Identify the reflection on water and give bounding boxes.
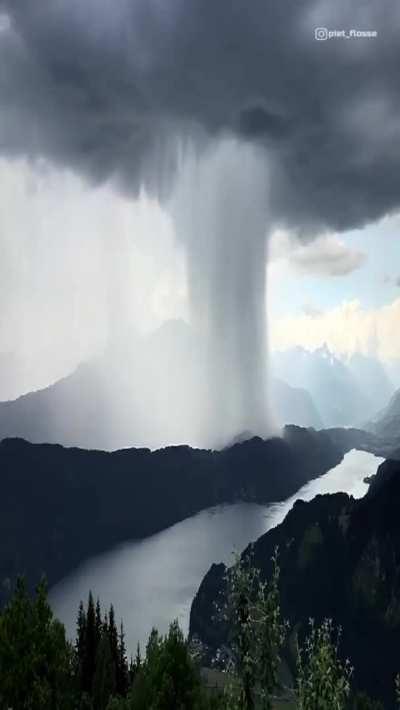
[50,449,383,652]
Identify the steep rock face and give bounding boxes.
[190,458,400,706]
[367,388,400,445]
[0,426,343,606]
[324,426,398,459]
[271,378,323,429]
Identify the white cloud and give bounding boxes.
[291,235,366,276]
[270,298,400,361]
[269,231,367,277]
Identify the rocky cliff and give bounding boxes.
[190,457,400,706]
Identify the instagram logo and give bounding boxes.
[315,27,328,40]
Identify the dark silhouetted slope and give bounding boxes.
[0,426,342,606]
[190,457,400,706]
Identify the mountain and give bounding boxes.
[367,388,400,445]
[0,322,204,450]
[0,426,344,607]
[272,346,395,428]
[323,426,399,460]
[0,321,324,450]
[347,352,394,413]
[189,456,400,707]
[0,363,116,449]
[271,378,323,429]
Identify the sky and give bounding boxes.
[270,224,400,314]
[0,0,399,408]
[268,220,400,359]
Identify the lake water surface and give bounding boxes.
[50,448,383,653]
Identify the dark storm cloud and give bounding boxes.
[238,105,290,139]
[1,0,400,231]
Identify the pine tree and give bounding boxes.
[134,643,142,679]
[82,591,97,694]
[103,611,109,633]
[0,577,75,709]
[76,600,87,688]
[108,604,119,680]
[92,633,116,710]
[128,621,205,710]
[135,642,142,670]
[95,598,102,648]
[117,621,129,696]
[129,643,142,686]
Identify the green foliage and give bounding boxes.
[221,548,287,710]
[0,577,75,709]
[75,593,129,705]
[79,691,94,709]
[82,591,96,693]
[0,578,223,709]
[106,697,128,710]
[125,619,216,710]
[108,604,119,672]
[352,691,384,709]
[129,641,142,685]
[0,580,130,709]
[76,600,87,690]
[117,621,129,695]
[93,633,116,710]
[295,618,352,710]
[0,572,388,710]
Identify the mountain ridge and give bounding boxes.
[189,456,400,706]
[0,425,346,607]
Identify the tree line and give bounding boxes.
[0,556,395,709]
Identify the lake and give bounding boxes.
[50,448,383,653]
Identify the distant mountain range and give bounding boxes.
[0,321,205,450]
[0,321,323,450]
[0,323,395,450]
[272,345,395,428]
[0,366,324,450]
[190,455,400,707]
[0,426,350,607]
